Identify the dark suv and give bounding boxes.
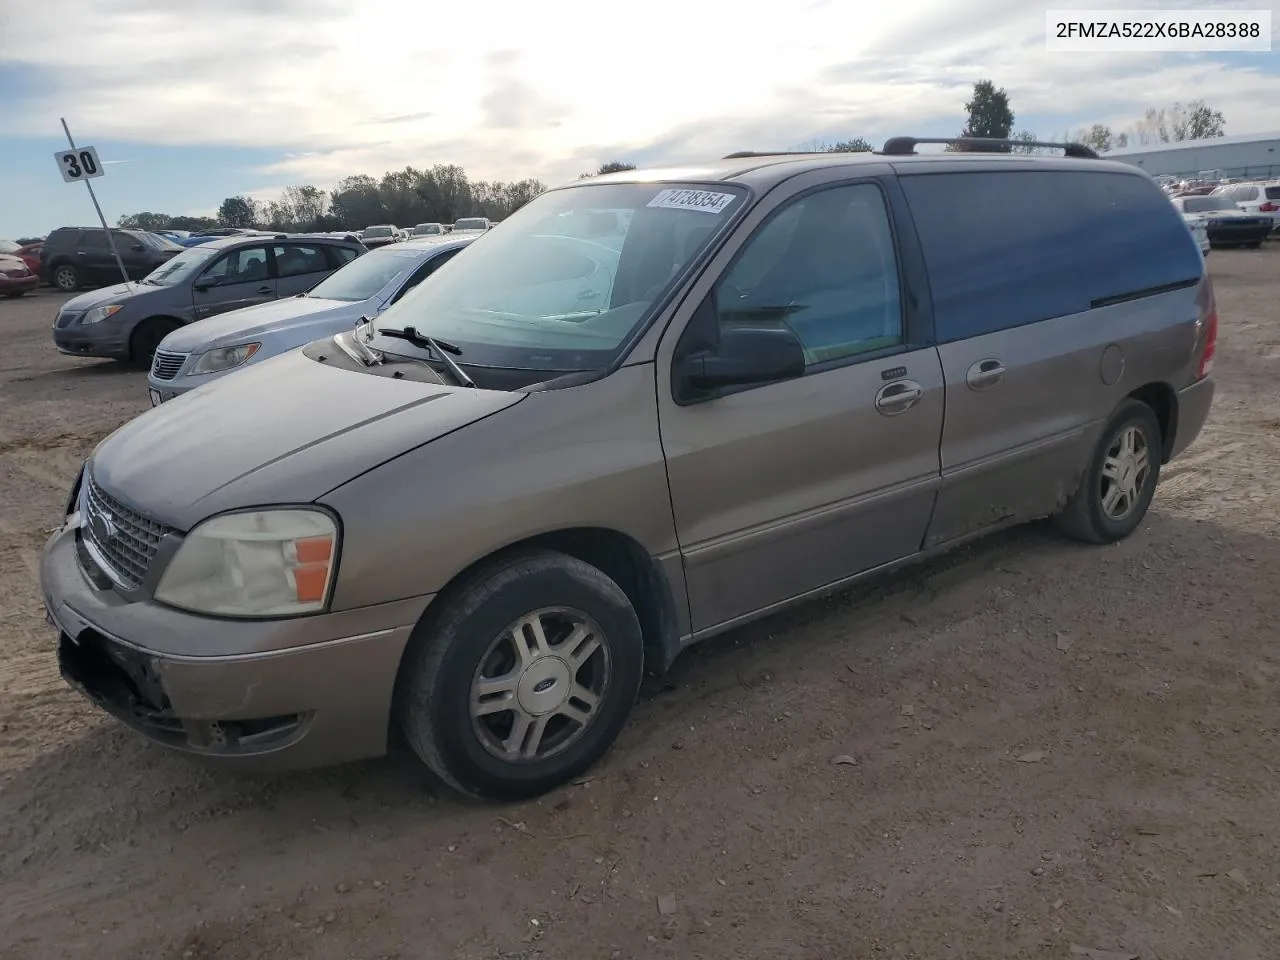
[51,233,366,367]
[40,227,184,292]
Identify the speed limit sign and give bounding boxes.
[54,145,105,183]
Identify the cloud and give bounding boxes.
[2,0,1277,193]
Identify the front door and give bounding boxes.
[192,244,277,319]
[656,178,945,632]
[113,231,154,280]
[78,230,116,284]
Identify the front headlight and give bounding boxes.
[154,508,339,617]
[83,304,124,324]
[189,342,262,375]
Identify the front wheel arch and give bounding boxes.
[129,316,182,368]
[394,527,683,699]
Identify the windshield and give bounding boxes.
[0,240,20,254]
[453,219,487,232]
[141,246,218,285]
[373,182,746,374]
[364,226,393,238]
[414,224,443,235]
[307,248,420,302]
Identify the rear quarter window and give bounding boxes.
[1265,186,1280,201]
[900,169,1203,343]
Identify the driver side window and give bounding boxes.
[715,183,903,366]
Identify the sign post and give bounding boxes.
[56,118,132,291]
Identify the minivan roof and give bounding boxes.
[571,139,1137,192]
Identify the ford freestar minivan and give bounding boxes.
[41,138,1217,801]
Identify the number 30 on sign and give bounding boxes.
[54,146,105,183]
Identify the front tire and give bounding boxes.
[1054,399,1162,544]
[128,318,178,370]
[52,263,80,292]
[396,550,644,801]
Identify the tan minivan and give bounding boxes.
[41,138,1217,800]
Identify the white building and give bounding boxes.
[1103,133,1280,181]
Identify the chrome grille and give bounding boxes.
[150,350,188,381]
[55,311,83,328]
[81,475,172,589]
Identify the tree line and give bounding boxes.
[947,79,1226,155]
[118,162,574,235]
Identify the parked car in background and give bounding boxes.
[1211,181,1280,234]
[40,227,185,292]
[361,225,400,249]
[411,222,445,237]
[51,233,364,368]
[1,239,42,277]
[1170,195,1273,249]
[147,235,475,404]
[40,140,1216,801]
[451,217,492,233]
[0,250,39,297]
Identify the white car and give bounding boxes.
[146,236,475,404]
[1171,195,1272,250]
[1211,181,1280,234]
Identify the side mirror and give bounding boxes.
[681,324,806,392]
[193,277,219,292]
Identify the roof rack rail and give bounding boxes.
[880,136,1100,160]
[721,150,824,159]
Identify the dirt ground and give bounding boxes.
[1,253,1278,960]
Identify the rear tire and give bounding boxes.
[1054,399,1162,545]
[129,318,178,370]
[6,291,26,298]
[52,263,80,292]
[1246,241,1263,249]
[395,550,644,802]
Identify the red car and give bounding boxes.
[17,241,43,276]
[0,248,39,297]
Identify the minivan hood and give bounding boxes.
[90,349,524,530]
[63,281,162,311]
[159,296,361,351]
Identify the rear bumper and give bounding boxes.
[1170,377,1215,460]
[1206,223,1271,245]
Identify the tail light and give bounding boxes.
[1259,201,1278,212]
[1195,277,1217,380]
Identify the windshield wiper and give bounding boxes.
[376,325,475,388]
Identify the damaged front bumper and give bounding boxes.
[41,521,432,771]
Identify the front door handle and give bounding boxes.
[257,286,273,295]
[966,358,1006,390]
[875,379,923,416]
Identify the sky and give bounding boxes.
[1,0,1278,238]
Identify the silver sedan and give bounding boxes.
[146,235,475,405]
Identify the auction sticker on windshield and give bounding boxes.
[646,188,736,214]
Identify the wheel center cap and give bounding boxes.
[516,657,572,716]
